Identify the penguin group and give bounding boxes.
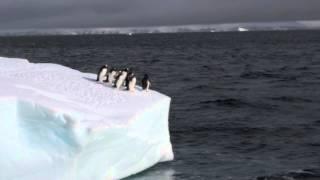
[97,64,151,92]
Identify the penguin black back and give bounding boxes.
[126,72,134,90]
[125,68,133,87]
[142,74,150,90]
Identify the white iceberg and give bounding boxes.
[238,27,249,32]
[0,57,173,180]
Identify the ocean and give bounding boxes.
[0,31,320,180]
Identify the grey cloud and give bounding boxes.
[1,0,320,29]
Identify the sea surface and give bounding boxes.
[0,31,320,180]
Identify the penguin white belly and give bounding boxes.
[146,81,150,91]
[98,68,107,82]
[116,77,125,89]
[108,72,116,84]
[116,72,127,89]
[128,77,136,91]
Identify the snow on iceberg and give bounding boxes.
[0,57,173,180]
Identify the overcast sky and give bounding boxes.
[1,0,320,29]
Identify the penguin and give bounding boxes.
[128,74,137,92]
[142,74,151,91]
[125,72,134,90]
[114,70,128,89]
[97,64,108,82]
[107,68,117,85]
[125,73,131,89]
[124,68,133,87]
[114,70,122,80]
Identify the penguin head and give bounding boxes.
[124,67,133,74]
[129,73,136,80]
[143,74,149,80]
[129,72,135,78]
[122,70,128,75]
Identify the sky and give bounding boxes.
[1,0,320,29]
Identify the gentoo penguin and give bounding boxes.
[142,74,151,91]
[107,68,117,85]
[97,64,108,82]
[128,74,137,92]
[114,70,128,89]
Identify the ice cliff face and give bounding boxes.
[0,57,173,180]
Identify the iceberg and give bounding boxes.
[0,57,173,180]
[238,27,249,32]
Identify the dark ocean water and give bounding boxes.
[0,31,320,180]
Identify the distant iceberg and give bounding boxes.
[238,27,249,32]
[1,20,319,36]
[0,57,173,180]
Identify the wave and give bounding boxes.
[269,96,313,103]
[199,98,248,107]
[171,125,266,135]
[196,98,277,110]
[240,71,279,79]
[188,85,210,91]
[256,169,320,180]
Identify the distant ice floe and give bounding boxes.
[238,27,249,32]
[0,20,319,36]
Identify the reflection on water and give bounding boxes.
[125,167,175,180]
